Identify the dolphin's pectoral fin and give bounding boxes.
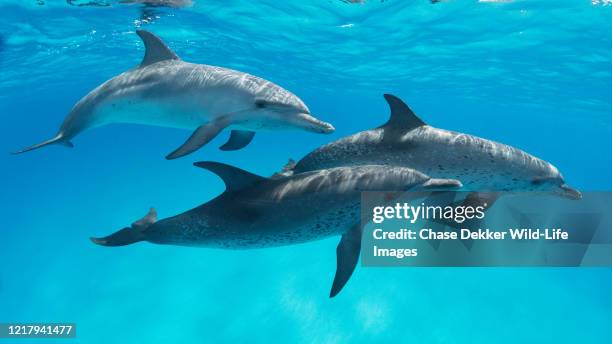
[330,224,362,298]
[429,192,498,250]
[421,178,463,190]
[136,30,180,68]
[219,130,256,151]
[131,207,157,230]
[271,159,296,179]
[166,120,228,160]
[380,94,426,132]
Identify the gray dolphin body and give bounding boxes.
[292,94,580,200]
[15,30,334,159]
[92,162,461,297]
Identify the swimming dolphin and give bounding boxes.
[91,162,461,297]
[291,94,581,200]
[14,30,334,159]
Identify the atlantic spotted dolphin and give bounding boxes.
[14,30,334,159]
[91,162,461,297]
[291,94,581,200]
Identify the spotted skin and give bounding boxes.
[294,95,580,199]
[139,165,451,248]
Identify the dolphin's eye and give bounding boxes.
[255,100,266,108]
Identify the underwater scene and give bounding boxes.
[1,0,612,342]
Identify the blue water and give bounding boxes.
[1,0,611,342]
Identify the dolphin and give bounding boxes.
[291,94,581,200]
[14,30,334,159]
[91,162,461,297]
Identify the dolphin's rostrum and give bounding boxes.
[91,162,461,297]
[14,30,334,159]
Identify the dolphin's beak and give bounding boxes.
[559,184,582,200]
[296,113,335,134]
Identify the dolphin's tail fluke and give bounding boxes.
[12,133,73,154]
[91,208,157,247]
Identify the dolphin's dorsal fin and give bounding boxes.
[136,30,180,67]
[194,161,266,191]
[380,94,426,131]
